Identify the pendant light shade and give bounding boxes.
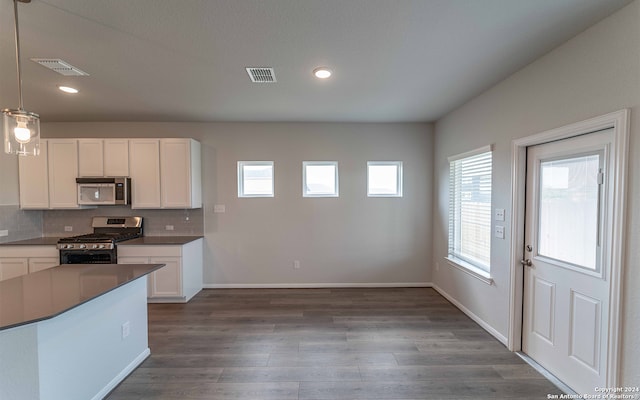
[3,109,40,156]
[3,0,41,156]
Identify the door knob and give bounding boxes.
[520,259,533,267]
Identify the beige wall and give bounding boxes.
[43,122,434,286]
[432,0,639,385]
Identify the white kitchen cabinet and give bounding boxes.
[117,238,203,303]
[104,139,130,176]
[18,139,50,209]
[130,138,201,209]
[18,139,81,209]
[0,258,28,281]
[160,138,202,209]
[78,139,130,177]
[28,257,59,273]
[129,139,161,209]
[0,246,59,279]
[78,139,104,177]
[48,139,80,208]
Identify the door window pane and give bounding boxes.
[538,154,600,270]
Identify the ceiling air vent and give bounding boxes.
[246,67,276,83]
[30,58,89,76]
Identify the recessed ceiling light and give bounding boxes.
[58,86,79,94]
[313,67,332,79]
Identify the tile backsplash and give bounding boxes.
[0,205,43,243]
[43,207,204,237]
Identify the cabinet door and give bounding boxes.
[129,139,161,209]
[28,257,59,273]
[18,139,49,209]
[160,139,201,209]
[0,258,29,281]
[148,257,182,298]
[104,139,129,177]
[48,139,80,208]
[118,256,152,297]
[78,139,104,177]
[160,139,191,208]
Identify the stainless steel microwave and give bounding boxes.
[76,177,131,205]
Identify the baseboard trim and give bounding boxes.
[432,284,508,346]
[91,348,150,400]
[203,282,433,289]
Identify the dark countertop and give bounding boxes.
[0,263,164,331]
[0,237,65,246]
[119,236,203,245]
[0,235,203,246]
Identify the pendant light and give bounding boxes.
[2,0,40,156]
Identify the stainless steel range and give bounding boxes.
[58,216,143,264]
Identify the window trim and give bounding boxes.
[302,161,339,197]
[447,145,493,273]
[237,161,275,198]
[367,161,403,197]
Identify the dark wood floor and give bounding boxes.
[106,288,561,400]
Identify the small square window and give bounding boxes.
[238,161,274,197]
[303,161,339,197]
[368,161,403,197]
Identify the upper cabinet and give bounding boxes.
[48,139,80,208]
[18,139,50,209]
[18,137,201,210]
[130,138,201,209]
[19,139,81,209]
[160,139,202,209]
[129,139,162,209]
[78,139,129,177]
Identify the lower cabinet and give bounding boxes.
[28,257,59,273]
[0,246,59,281]
[117,239,203,303]
[0,258,28,281]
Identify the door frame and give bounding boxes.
[507,109,630,387]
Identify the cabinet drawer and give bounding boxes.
[0,246,58,258]
[118,245,182,258]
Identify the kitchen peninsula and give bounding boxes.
[0,263,165,400]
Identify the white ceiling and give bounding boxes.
[0,0,632,123]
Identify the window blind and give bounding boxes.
[448,149,492,271]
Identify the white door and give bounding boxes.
[523,129,613,394]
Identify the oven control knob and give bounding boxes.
[79,244,86,249]
[66,244,74,249]
[92,244,98,249]
[99,244,106,249]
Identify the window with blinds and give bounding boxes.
[448,146,492,271]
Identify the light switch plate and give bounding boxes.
[214,204,226,213]
[0,230,8,237]
[495,208,505,221]
[495,225,505,239]
[165,225,174,231]
[64,226,73,232]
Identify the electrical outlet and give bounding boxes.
[293,260,300,269]
[495,225,505,239]
[64,226,73,232]
[121,321,130,339]
[0,230,8,237]
[495,208,505,221]
[214,204,226,213]
[165,225,174,231]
